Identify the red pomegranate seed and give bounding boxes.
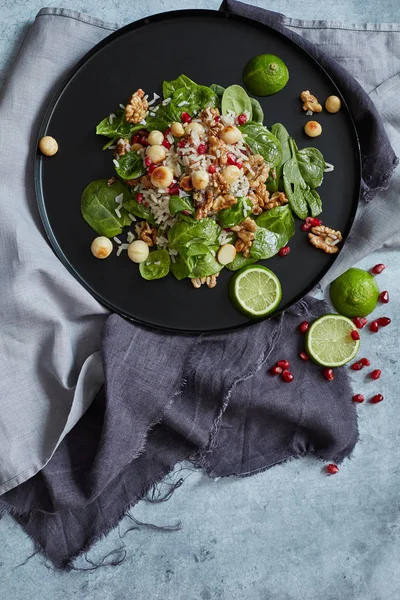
[326,464,339,475]
[371,369,381,380]
[181,111,192,123]
[236,161,243,169]
[352,317,368,329]
[298,321,309,333]
[324,368,334,381]
[162,139,171,149]
[360,358,370,367]
[376,317,391,327]
[299,351,309,361]
[237,113,247,125]
[132,135,140,144]
[277,360,290,369]
[178,140,186,148]
[227,153,237,166]
[270,365,283,376]
[350,330,360,341]
[138,129,149,136]
[369,320,379,333]
[148,164,157,174]
[214,116,221,122]
[351,361,363,371]
[371,263,386,275]
[278,246,290,257]
[139,136,149,146]
[310,217,322,227]
[145,157,152,167]
[167,184,179,195]
[370,394,383,404]
[301,222,312,232]
[144,201,150,208]
[136,193,144,204]
[352,394,365,403]
[182,210,191,216]
[282,370,294,382]
[379,291,389,303]
[197,143,207,155]
[208,164,216,174]
[163,127,171,136]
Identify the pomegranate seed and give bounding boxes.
[182,210,191,216]
[326,464,339,475]
[132,135,140,144]
[178,140,186,148]
[277,360,290,369]
[224,228,232,233]
[370,394,384,404]
[162,139,171,149]
[369,320,379,333]
[138,129,149,136]
[197,143,207,155]
[214,116,221,122]
[181,111,192,123]
[139,136,149,147]
[352,394,365,403]
[360,358,370,367]
[299,351,309,361]
[352,317,368,329]
[270,365,283,376]
[371,263,386,275]
[376,317,391,327]
[236,161,243,169]
[310,217,322,227]
[227,153,237,166]
[144,201,150,208]
[379,291,389,303]
[350,330,360,341]
[167,184,179,195]
[324,368,334,381]
[163,127,171,136]
[301,222,312,232]
[237,113,247,125]
[351,361,363,371]
[208,164,216,174]
[371,369,381,380]
[278,246,290,257]
[298,321,309,333]
[148,164,157,174]
[145,157,152,167]
[282,370,294,383]
[136,193,144,204]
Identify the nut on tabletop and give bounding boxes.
[300,90,322,113]
[39,136,58,156]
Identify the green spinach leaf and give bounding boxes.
[225,254,257,271]
[96,111,137,139]
[249,227,280,260]
[283,139,323,218]
[303,187,322,217]
[217,197,253,228]
[296,147,326,189]
[210,83,225,98]
[168,218,221,249]
[221,85,253,118]
[169,195,194,217]
[239,123,282,167]
[170,255,190,280]
[162,74,197,99]
[115,150,146,180]
[183,244,223,278]
[267,123,291,193]
[250,98,264,123]
[255,204,295,246]
[139,249,170,280]
[122,195,156,225]
[81,179,132,237]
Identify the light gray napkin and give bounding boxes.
[0,7,399,496]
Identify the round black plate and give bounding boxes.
[36,10,360,333]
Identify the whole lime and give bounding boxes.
[243,54,289,97]
[329,268,380,318]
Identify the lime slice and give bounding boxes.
[305,314,360,367]
[330,268,379,318]
[243,54,289,97]
[229,265,282,318]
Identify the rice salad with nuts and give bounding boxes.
[82,74,335,287]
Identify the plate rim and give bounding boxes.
[35,8,361,334]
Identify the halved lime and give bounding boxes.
[243,54,289,96]
[305,314,360,367]
[229,265,282,318]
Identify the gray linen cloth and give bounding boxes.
[0,3,399,568]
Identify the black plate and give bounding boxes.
[36,10,360,333]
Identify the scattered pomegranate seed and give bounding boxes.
[181,111,192,123]
[148,164,157,174]
[351,361,363,371]
[350,330,360,341]
[227,153,237,166]
[376,317,391,327]
[162,139,171,149]
[132,135,140,144]
[167,184,179,195]
[326,464,339,475]
[270,365,283,376]
[379,291,389,303]
[214,116,221,122]
[371,369,382,380]
[298,321,309,333]
[145,157,152,167]
[352,394,365,403]
[301,222,312,232]
[370,394,384,404]
[236,161,243,169]
[299,351,309,361]
[369,320,379,333]
[360,358,370,367]
[178,140,186,148]
[278,246,290,257]
[277,360,290,369]
[324,368,334,381]
[136,193,144,204]
[371,263,386,275]
[208,164,216,174]
[197,143,207,155]
[237,113,247,125]
[163,127,171,136]
[310,217,322,227]
[352,317,368,329]
[282,370,294,383]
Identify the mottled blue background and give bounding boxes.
[1,2,399,599]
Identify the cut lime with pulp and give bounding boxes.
[243,54,289,96]
[229,265,282,318]
[305,314,360,367]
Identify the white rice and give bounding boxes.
[324,162,335,173]
[152,105,160,112]
[154,260,161,265]
[306,109,313,116]
[108,145,116,150]
[178,100,189,107]
[113,236,122,244]
[230,174,250,198]
[162,97,171,105]
[128,213,137,222]
[127,231,135,243]
[218,230,234,245]
[109,113,116,124]
[113,159,120,168]
[116,243,129,257]
[119,104,125,110]
[115,207,121,218]
[115,193,124,204]
[167,133,174,144]
[140,119,147,125]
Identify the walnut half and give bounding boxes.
[136,221,157,247]
[191,273,219,289]
[300,90,322,113]
[125,89,149,124]
[308,225,342,254]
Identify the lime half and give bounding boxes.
[243,54,289,96]
[305,314,360,367]
[229,265,282,318]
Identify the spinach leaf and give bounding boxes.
[183,244,223,278]
[139,249,170,280]
[297,147,326,189]
[250,98,264,123]
[96,111,137,139]
[122,195,156,225]
[210,83,225,98]
[168,218,221,249]
[170,255,190,280]
[303,187,322,217]
[239,123,282,167]
[115,150,146,180]
[81,179,132,237]
[225,254,257,271]
[255,204,295,246]
[283,138,308,219]
[221,85,253,118]
[169,195,194,217]
[250,227,280,260]
[266,123,291,193]
[162,74,197,99]
[217,197,253,228]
